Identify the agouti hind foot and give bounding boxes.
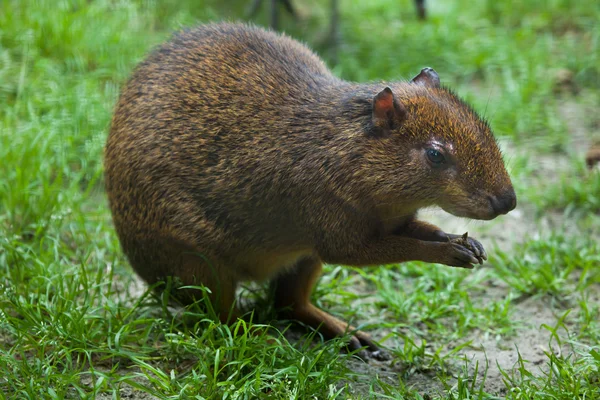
[289,302,389,361]
[273,257,388,360]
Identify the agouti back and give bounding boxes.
[105,22,516,356]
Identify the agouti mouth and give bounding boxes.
[442,202,507,221]
[442,186,517,220]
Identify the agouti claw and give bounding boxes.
[370,349,391,361]
[449,241,480,267]
[351,347,390,362]
[470,239,487,261]
[346,332,389,362]
[449,232,487,264]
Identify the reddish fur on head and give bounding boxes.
[365,69,515,220]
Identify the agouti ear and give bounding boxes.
[372,87,407,135]
[411,67,441,88]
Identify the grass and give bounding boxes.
[1,0,599,398]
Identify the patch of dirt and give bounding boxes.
[557,93,600,154]
[460,295,571,395]
[79,374,160,400]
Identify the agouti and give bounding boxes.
[586,144,600,169]
[105,22,516,356]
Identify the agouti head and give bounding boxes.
[365,68,516,220]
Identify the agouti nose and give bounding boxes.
[490,189,517,215]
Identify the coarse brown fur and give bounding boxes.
[105,22,516,356]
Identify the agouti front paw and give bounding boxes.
[446,232,486,268]
[450,232,487,262]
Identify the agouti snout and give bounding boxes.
[105,22,515,358]
[383,68,517,221]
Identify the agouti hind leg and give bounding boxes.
[175,258,240,324]
[142,238,240,324]
[273,257,383,358]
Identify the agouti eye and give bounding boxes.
[426,148,445,165]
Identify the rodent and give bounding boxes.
[586,144,600,169]
[104,22,516,357]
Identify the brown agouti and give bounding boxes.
[586,144,600,169]
[105,22,516,357]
